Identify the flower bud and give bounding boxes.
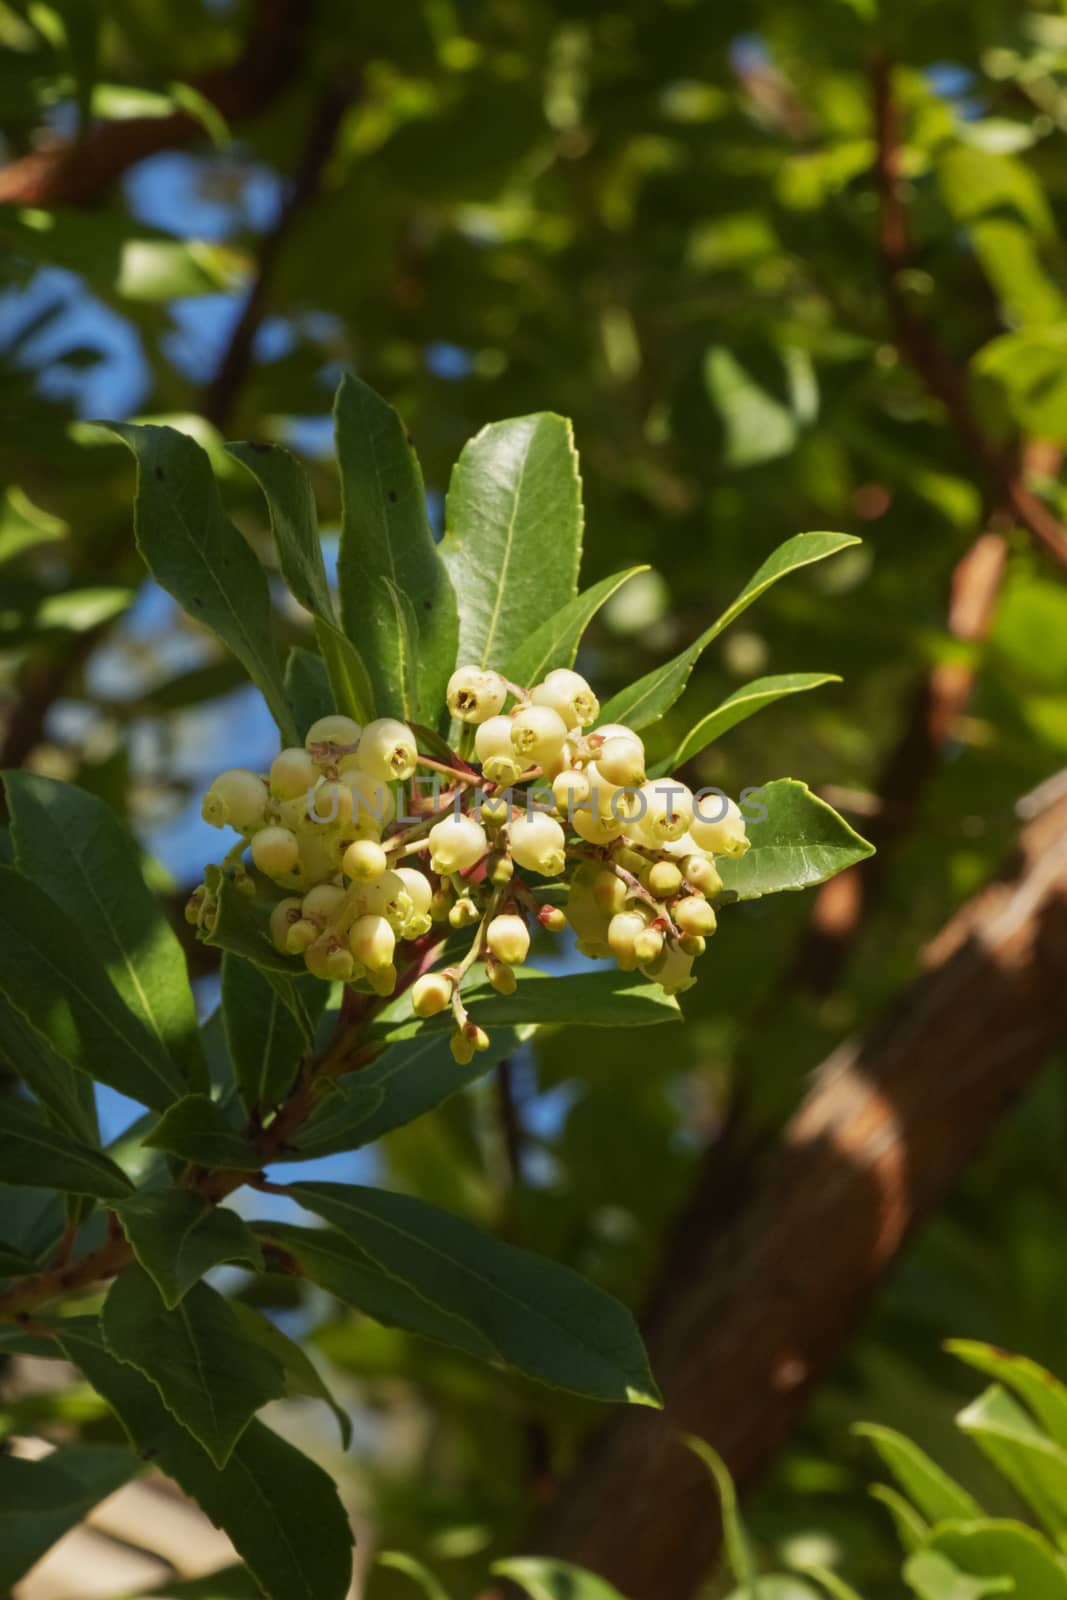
[251,826,300,880]
[339,771,394,835]
[571,807,623,846]
[343,838,388,882]
[348,913,396,972]
[305,934,345,981]
[608,910,648,971]
[325,945,356,982]
[479,793,512,827]
[678,933,706,957]
[306,714,362,751]
[448,667,508,724]
[450,1029,476,1065]
[412,972,454,1017]
[675,895,717,936]
[358,871,413,930]
[358,717,418,782]
[302,883,346,923]
[270,747,318,801]
[202,769,268,832]
[689,795,749,857]
[643,941,697,995]
[490,853,515,885]
[286,919,318,954]
[594,734,645,789]
[429,887,452,922]
[449,895,480,929]
[270,897,304,952]
[648,861,683,899]
[394,867,433,916]
[297,830,338,886]
[530,668,599,730]
[487,957,518,995]
[509,811,566,876]
[633,780,693,845]
[429,813,488,874]
[683,854,722,894]
[538,904,567,933]
[510,704,569,766]
[476,715,524,784]
[552,768,592,812]
[368,963,397,997]
[633,925,665,965]
[311,781,354,827]
[486,913,530,966]
[591,868,627,916]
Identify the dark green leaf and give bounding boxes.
[0,1237,38,1275]
[56,1318,354,1600]
[0,995,99,1144]
[115,1189,263,1309]
[223,954,319,1114]
[102,1266,287,1466]
[0,1095,133,1198]
[108,423,296,743]
[442,413,583,673]
[289,1183,660,1405]
[655,673,842,773]
[230,1301,351,1448]
[143,1093,263,1171]
[0,867,185,1110]
[492,1560,629,1600]
[334,373,458,720]
[200,866,307,976]
[717,781,875,902]
[284,645,333,741]
[503,567,646,688]
[854,1423,982,1523]
[599,532,860,731]
[0,1446,137,1591]
[4,772,205,1090]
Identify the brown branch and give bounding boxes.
[0,0,310,207]
[534,781,1067,1598]
[870,55,1067,573]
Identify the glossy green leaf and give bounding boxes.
[229,441,374,723]
[284,1025,529,1160]
[656,673,841,772]
[948,1340,1067,1452]
[200,866,307,976]
[854,1424,982,1523]
[902,1552,1011,1600]
[57,1318,354,1600]
[115,1189,263,1309]
[4,772,205,1090]
[717,781,875,902]
[222,953,319,1115]
[0,1446,137,1591]
[492,1559,629,1600]
[0,995,99,1144]
[230,1301,351,1449]
[685,1435,758,1595]
[102,1266,287,1467]
[503,567,647,687]
[927,1520,1067,1599]
[0,867,185,1111]
[289,1182,660,1406]
[957,1383,1067,1538]
[0,1096,132,1198]
[334,373,458,720]
[442,412,583,673]
[108,423,297,743]
[284,646,334,740]
[599,532,859,731]
[143,1093,263,1171]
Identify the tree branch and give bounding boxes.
[533,780,1067,1598]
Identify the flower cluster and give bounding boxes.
[189,668,748,1062]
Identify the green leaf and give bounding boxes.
[102,1266,287,1467]
[289,1182,660,1406]
[705,345,805,468]
[200,866,307,976]
[442,412,583,673]
[0,867,185,1111]
[284,646,334,740]
[115,1189,263,1309]
[143,1093,263,1171]
[372,967,679,1043]
[795,1569,867,1600]
[0,994,99,1144]
[869,1484,929,1553]
[230,1301,352,1449]
[724,1583,824,1600]
[655,673,841,772]
[854,1423,982,1524]
[947,1340,1067,1452]
[957,1383,1067,1539]
[902,1551,1011,1600]
[503,567,647,687]
[0,1096,133,1198]
[334,373,458,720]
[927,1520,1067,1599]
[108,423,296,743]
[228,441,374,723]
[284,1025,528,1160]
[717,781,874,902]
[376,1552,454,1599]
[491,1559,629,1600]
[684,1435,758,1595]
[0,1446,137,1591]
[599,532,860,731]
[222,953,317,1115]
[0,1237,38,1275]
[258,1221,501,1360]
[56,1318,354,1600]
[4,772,205,1090]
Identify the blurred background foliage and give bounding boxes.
[2,0,1067,1595]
